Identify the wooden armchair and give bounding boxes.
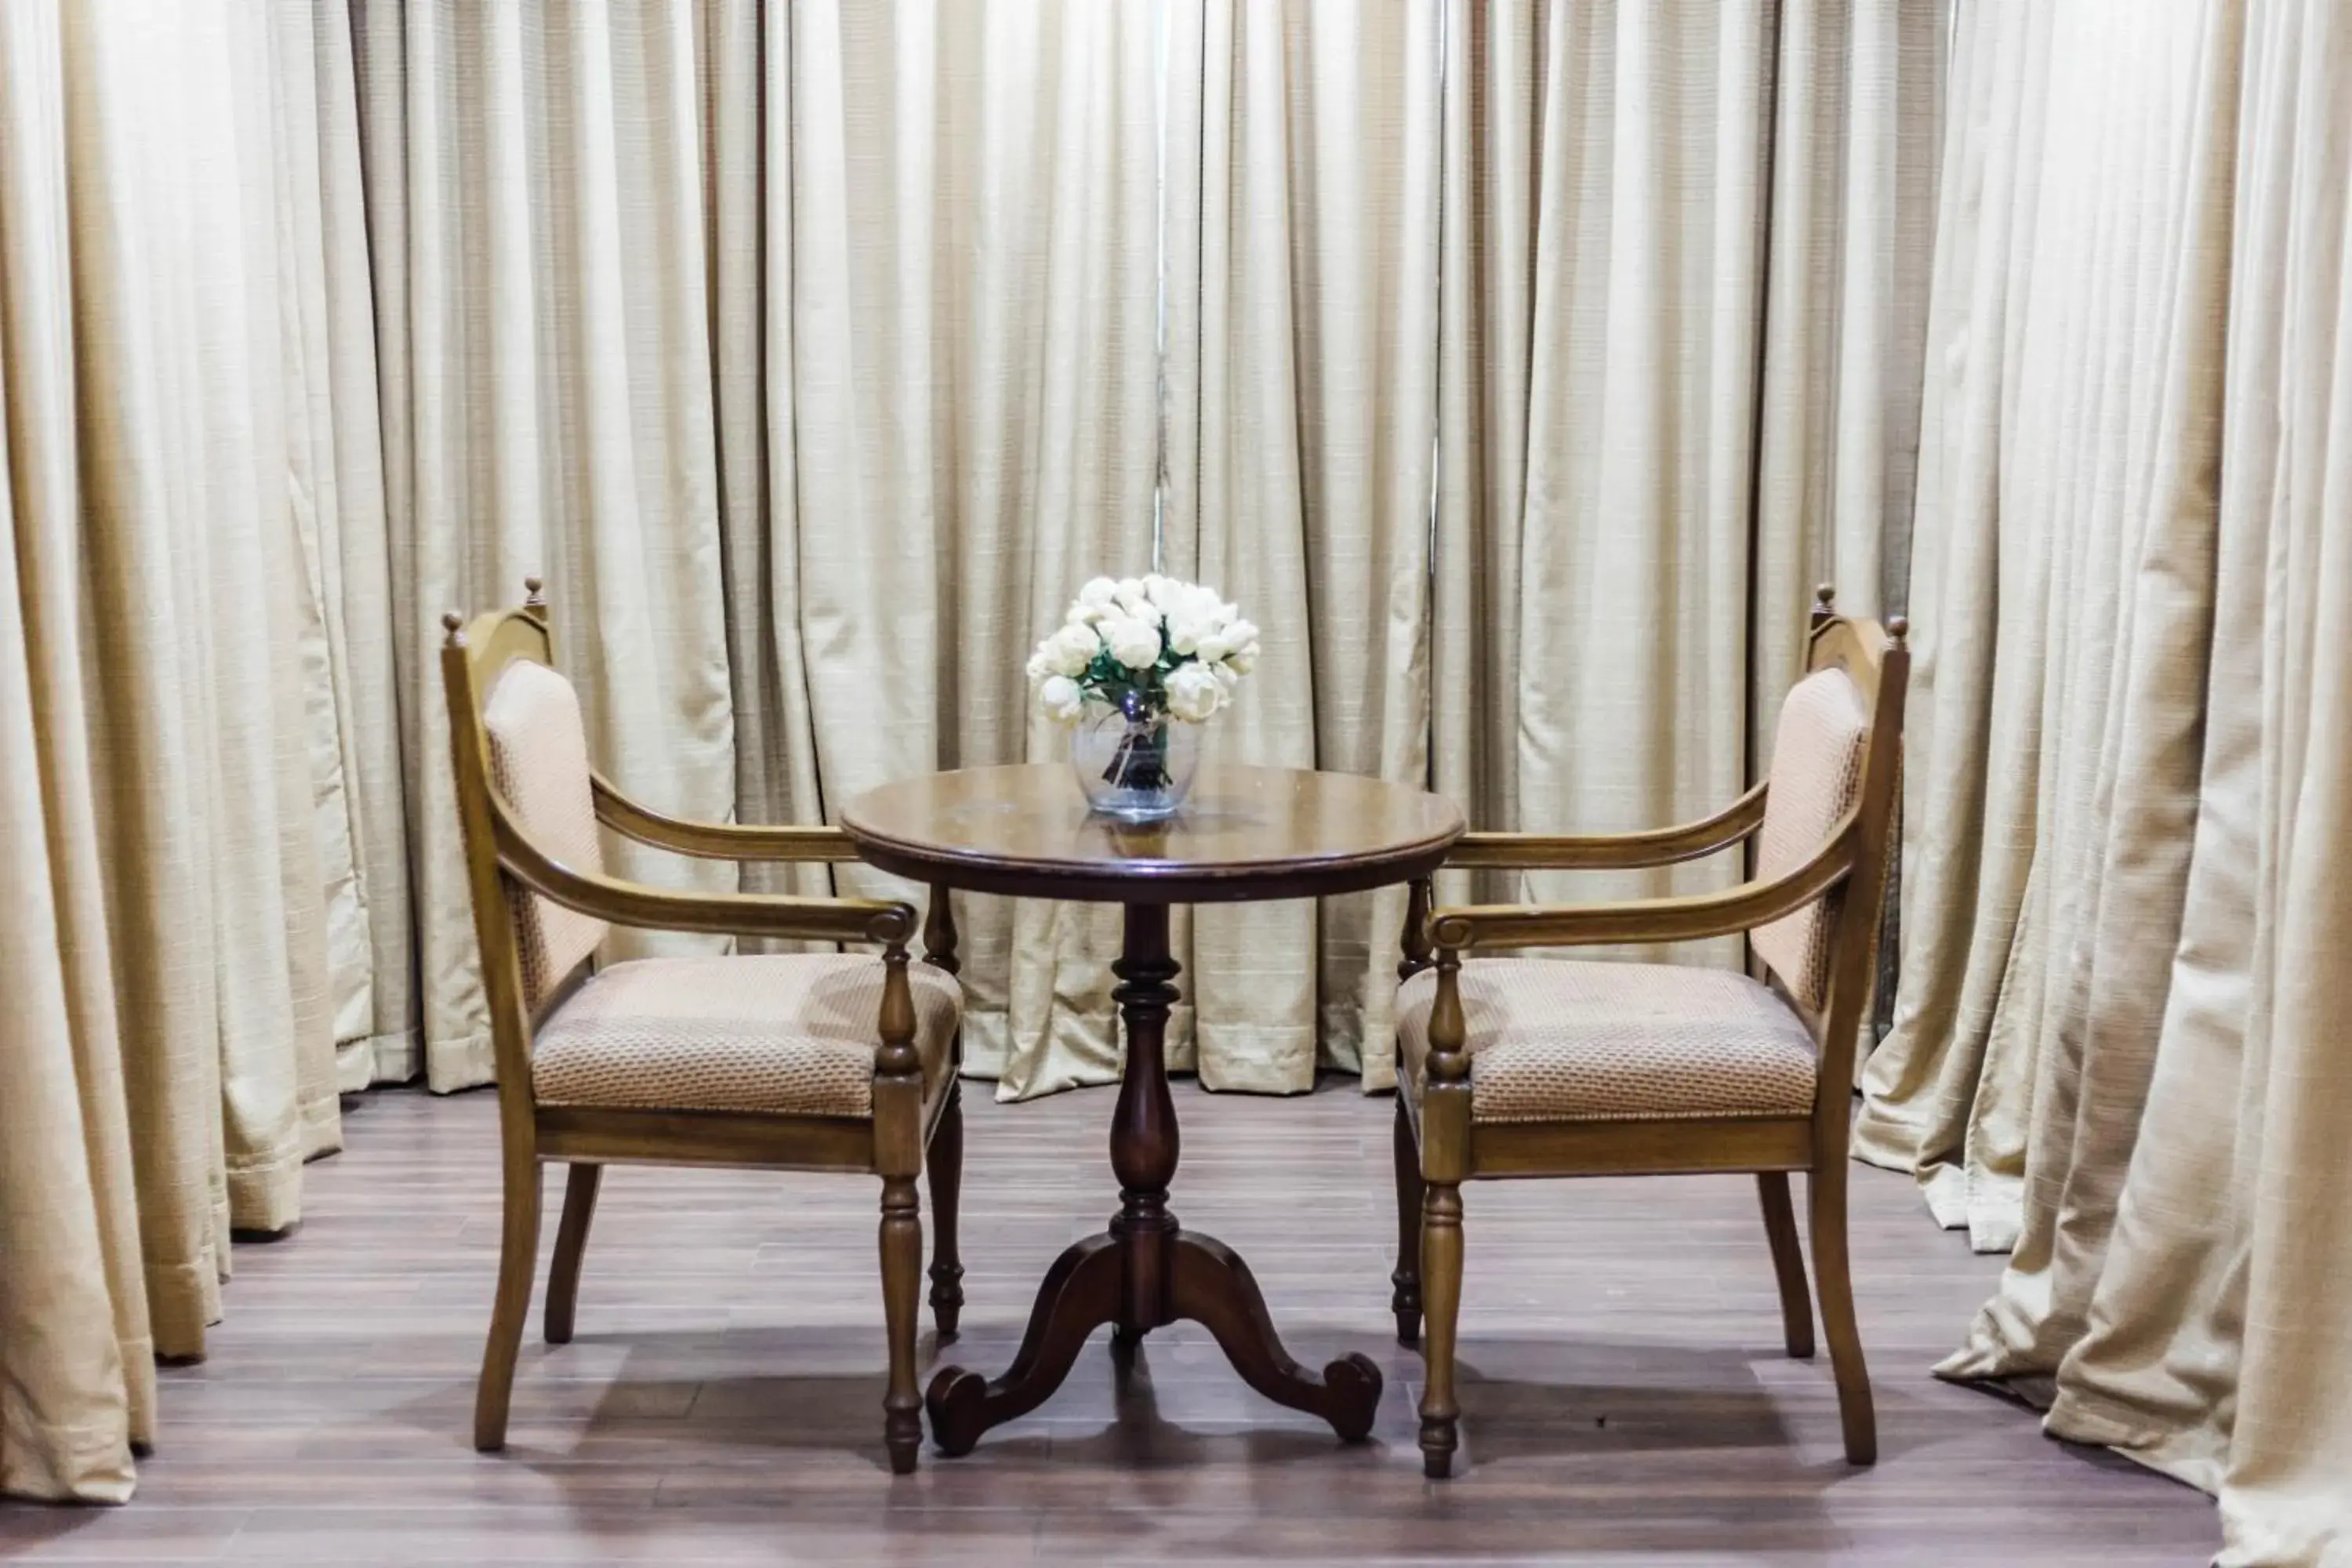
[1392,588,1907,1479]
[442,582,965,1475]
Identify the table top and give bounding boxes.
[838,763,1465,904]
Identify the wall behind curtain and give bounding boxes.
[1864,0,2352,1561]
[0,0,371,1501]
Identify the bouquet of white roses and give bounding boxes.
[1026,575,1258,728]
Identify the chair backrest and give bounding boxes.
[1753,593,1908,1102]
[441,585,609,1093]
[480,659,609,1009]
[1751,669,1871,1013]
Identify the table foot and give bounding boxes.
[927,1234,1120,1457]
[925,1225,1381,1456]
[1171,1231,1383,1443]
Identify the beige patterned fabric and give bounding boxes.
[1396,960,1818,1125]
[481,660,609,1011]
[1750,668,1871,1012]
[532,954,961,1121]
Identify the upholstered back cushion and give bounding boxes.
[1750,667,1870,1014]
[482,659,608,1009]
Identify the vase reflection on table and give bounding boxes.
[1027,573,1256,823]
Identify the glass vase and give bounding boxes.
[1070,703,1201,822]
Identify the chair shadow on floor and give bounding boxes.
[1437,1327,1944,1473]
[396,1311,1911,1486]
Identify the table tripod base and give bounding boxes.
[924,1227,1382,1457]
[925,899,1381,1461]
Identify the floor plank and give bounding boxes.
[1,1080,2220,1565]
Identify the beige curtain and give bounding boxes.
[1155,0,1442,1093]
[755,0,1165,1101]
[0,0,365,1502]
[275,0,420,1094]
[350,0,1162,1100]
[1867,1,2352,1561]
[354,0,755,1092]
[1432,0,1940,948]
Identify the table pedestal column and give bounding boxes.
[924,902,1382,1458]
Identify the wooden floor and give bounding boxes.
[4,1080,2217,1566]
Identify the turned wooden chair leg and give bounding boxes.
[1808,1163,1876,1465]
[1756,1171,1814,1359]
[545,1163,601,1346]
[927,1084,966,1341]
[879,1175,924,1475]
[474,1160,543,1452]
[1391,1099,1424,1346]
[1417,1182,1465,1479]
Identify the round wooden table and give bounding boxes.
[840,761,1465,1457]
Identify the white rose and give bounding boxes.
[1165,662,1225,723]
[1076,577,1119,613]
[1167,614,1209,656]
[1177,583,1225,625]
[1219,620,1261,675]
[1192,628,1231,663]
[1037,674,1086,724]
[1210,659,1240,692]
[1044,622,1099,677]
[1143,574,1178,606]
[1112,577,1151,613]
[1102,614,1163,671]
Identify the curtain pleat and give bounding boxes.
[762,0,1163,1100]
[1,0,367,1501]
[1433,0,1937,969]
[0,2,152,1500]
[1159,0,1442,1093]
[1867,0,2352,1559]
[354,0,742,1093]
[1850,0,2051,1236]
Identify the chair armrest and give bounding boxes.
[591,772,858,862]
[1428,816,1854,952]
[495,801,913,945]
[1446,781,1767,871]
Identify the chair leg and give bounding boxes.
[1756,1171,1815,1359]
[927,1083,966,1342]
[1417,1182,1464,1479]
[879,1175,924,1475]
[545,1163,601,1346]
[474,1160,543,1453]
[1808,1163,1877,1465]
[1391,1098,1423,1346]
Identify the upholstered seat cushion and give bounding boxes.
[532,953,962,1120]
[1396,959,1817,1124]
